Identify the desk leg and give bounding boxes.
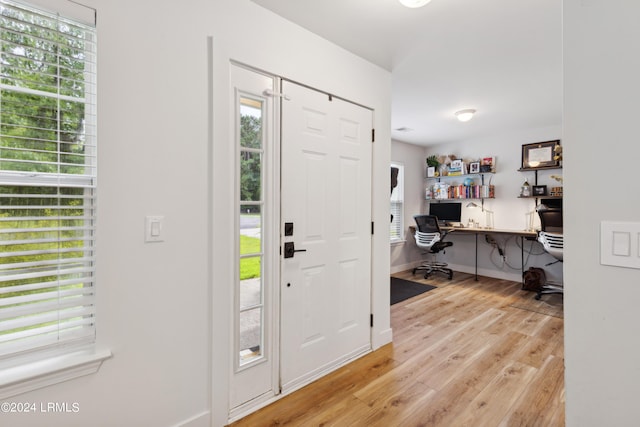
[475,233,479,281]
[520,236,525,287]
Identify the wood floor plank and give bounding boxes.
[412,331,498,391]
[295,396,374,427]
[229,272,564,427]
[499,355,565,427]
[450,361,538,427]
[356,380,437,426]
[389,332,534,427]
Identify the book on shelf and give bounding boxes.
[448,159,466,176]
[426,183,494,200]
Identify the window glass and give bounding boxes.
[0,0,97,362]
[237,96,265,366]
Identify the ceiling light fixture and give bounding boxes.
[398,0,432,8]
[455,109,476,122]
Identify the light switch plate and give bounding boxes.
[145,215,164,243]
[601,221,640,269]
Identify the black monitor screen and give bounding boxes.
[428,202,462,223]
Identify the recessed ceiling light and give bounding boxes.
[398,0,432,8]
[455,109,476,122]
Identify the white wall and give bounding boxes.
[392,127,563,282]
[1,1,391,427]
[564,2,640,426]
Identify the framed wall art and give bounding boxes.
[521,140,561,169]
[532,185,547,196]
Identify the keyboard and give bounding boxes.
[446,222,463,228]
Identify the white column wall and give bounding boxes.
[564,1,640,425]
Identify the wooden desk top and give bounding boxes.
[409,225,538,238]
[443,227,538,238]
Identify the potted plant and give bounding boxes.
[426,155,439,177]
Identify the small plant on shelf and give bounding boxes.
[426,155,439,168]
[426,155,440,177]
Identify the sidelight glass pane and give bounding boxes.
[239,256,261,283]
[237,92,266,368]
[239,307,263,364]
[240,151,262,202]
[239,204,261,256]
[239,275,262,311]
[240,97,263,149]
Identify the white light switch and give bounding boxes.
[612,231,630,256]
[601,221,640,269]
[145,215,164,243]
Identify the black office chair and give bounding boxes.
[535,205,563,299]
[412,215,454,280]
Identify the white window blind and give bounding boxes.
[0,0,97,362]
[390,163,404,242]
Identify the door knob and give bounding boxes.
[283,241,306,259]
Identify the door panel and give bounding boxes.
[280,81,372,392]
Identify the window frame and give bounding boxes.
[0,0,109,399]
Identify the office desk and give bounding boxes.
[444,227,538,281]
[410,225,538,281]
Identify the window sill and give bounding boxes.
[390,239,406,246]
[0,348,112,400]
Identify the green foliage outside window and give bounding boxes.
[240,114,261,210]
[0,5,93,336]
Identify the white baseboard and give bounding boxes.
[173,411,210,427]
[446,263,522,282]
[391,261,523,283]
[373,327,393,349]
[390,260,422,274]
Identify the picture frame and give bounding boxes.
[480,156,495,173]
[521,140,561,169]
[532,185,547,196]
[469,161,480,174]
[427,166,436,177]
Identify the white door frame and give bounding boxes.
[229,63,281,417]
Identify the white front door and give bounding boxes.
[280,81,373,392]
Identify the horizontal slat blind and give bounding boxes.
[390,163,404,242]
[0,0,97,361]
[390,202,403,240]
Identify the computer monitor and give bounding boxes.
[428,202,462,224]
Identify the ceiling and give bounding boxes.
[251,0,562,146]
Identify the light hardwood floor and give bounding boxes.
[230,271,564,427]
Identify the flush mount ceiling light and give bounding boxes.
[399,0,432,8]
[455,109,476,122]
